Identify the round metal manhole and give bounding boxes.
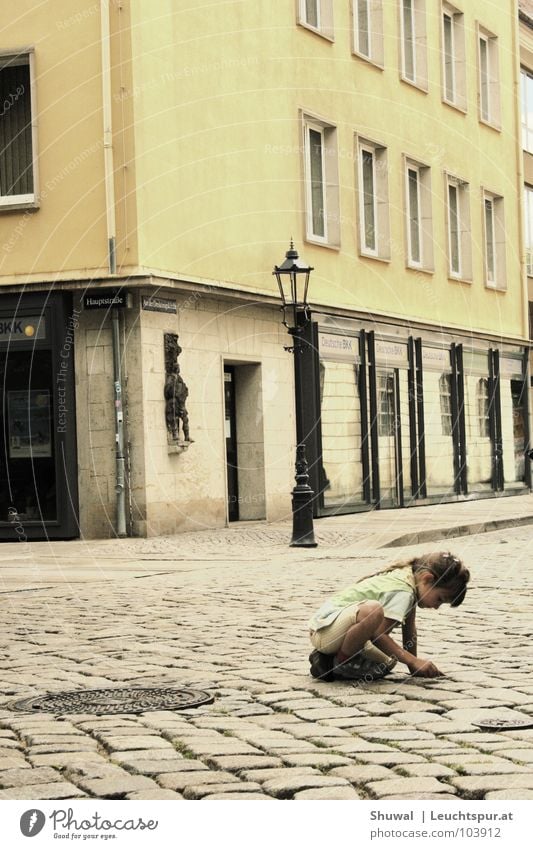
[9,686,214,716]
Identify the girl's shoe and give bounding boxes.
[333,653,397,681]
[309,650,335,681]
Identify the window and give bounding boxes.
[400,0,427,89]
[299,0,334,39]
[477,378,490,437]
[446,174,471,280]
[477,25,500,127]
[404,157,433,270]
[357,137,390,259]
[524,186,533,276]
[354,0,384,66]
[378,374,395,436]
[521,69,533,153]
[441,4,466,110]
[439,373,453,436]
[0,51,36,208]
[303,115,340,246]
[483,190,506,289]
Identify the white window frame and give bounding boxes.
[441,3,466,111]
[298,0,334,41]
[353,0,384,67]
[356,136,390,260]
[445,173,471,281]
[524,185,533,276]
[521,69,533,153]
[302,113,340,247]
[404,156,433,271]
[477,24,500,129]
[399,0,428,90]
[483,189,506,290]
[0,49,38,210]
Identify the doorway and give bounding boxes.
[224,367,239,521]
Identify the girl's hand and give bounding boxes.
[408,657,443,678]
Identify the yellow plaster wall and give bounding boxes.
[129,0,525,339]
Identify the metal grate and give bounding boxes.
[9,686,214,716]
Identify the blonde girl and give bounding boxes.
[309,551,470,681]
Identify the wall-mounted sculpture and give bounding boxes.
[164,333,192,446]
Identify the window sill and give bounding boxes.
[399,73,428,94]
[479,115,501,133]
[442,96,467,115]
[448,273,472,285]
[406,262,434,275]
[0,195,38,212]
[352,50,384,70]
[297,21,334,42]
[485,281,507,292]
[305,234,340,251]
[359,249,391,263]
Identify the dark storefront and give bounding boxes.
[0,292,78,540]
[298,314,531,517]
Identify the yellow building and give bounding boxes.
[0,0,529,539]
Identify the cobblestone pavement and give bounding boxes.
[1,518,533,801]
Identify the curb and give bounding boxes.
[381,514,533,548]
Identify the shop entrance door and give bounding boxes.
[376,369,403,507]
[224,367,239,521]
[0,293,78,540]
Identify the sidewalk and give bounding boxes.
[1,494,533,801]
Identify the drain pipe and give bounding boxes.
[101,0,116,274]
[112,308,127,537]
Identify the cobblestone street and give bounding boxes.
[1,499,533,801]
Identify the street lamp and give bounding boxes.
[273,241,318,548]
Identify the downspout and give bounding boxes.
[101,0,117,274]
[101,0,127,536]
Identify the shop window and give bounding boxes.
[439,373,452,436]
[302,114,340,246]
[477,25,500,128]
[405,157,433,271]
[446,174,471,280]
[483,190,506,289]
[354,0,384,66]
[477,377,490,437]
[400,0,427,90]
[441,3,466,110]
[521,69,533,153]
[378,373,395,436]
[299,0,334,39]
[0,52,36,208]
[357,137,390,259]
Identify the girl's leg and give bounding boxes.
[337,600,385,661]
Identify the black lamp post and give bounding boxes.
[273,241,318,548]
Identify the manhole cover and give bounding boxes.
[471,718,533,731]
[9,686,214,716]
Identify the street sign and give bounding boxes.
[83,289,129,310]
[141,295,177,314]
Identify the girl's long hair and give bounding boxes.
[359,551,470,607]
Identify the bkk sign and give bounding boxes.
[0,316,46,341]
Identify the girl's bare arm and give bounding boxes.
[402,608,417,657]
[374,617,442,677]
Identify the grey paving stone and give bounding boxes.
[294,786,362,799]
[157,769,240,792]
[396,763,457,777]
[75,775,160,796]
[449,774,533,797]
[203,792,273,799]
[0,766,63,788]
[261,775,352,799]
[205,755,282,771]
[0,782,87,799]
[367,777,456,798]
[100,736,175,752]
[126,789,185,799]
[280,753,352,769]
[485,790,533,799]
[183,781,263,799]
[330,765,403,783]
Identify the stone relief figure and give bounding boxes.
[164,333,192,444]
